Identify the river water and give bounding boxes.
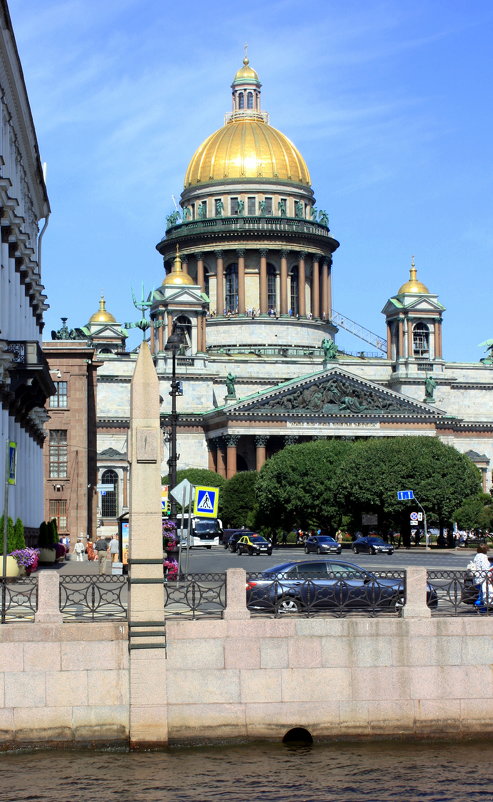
[0,740,490,802]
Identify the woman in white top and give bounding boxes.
[472,544,491,607]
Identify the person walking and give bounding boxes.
[109,535,119,563]
[472,544,492,610]
[74,538,85,562]
[95,535,109,574]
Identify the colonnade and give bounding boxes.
[207,433,304,479]
[177,249,333,318]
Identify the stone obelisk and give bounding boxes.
[128,341,167,747]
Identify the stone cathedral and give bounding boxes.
[46,57,493,535]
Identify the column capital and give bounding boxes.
[283,435,299,447]
[215,249,223,259]
[236,248,245,258]
[259,248,269,258]
[298,251,306,260]
[312,253,321,264]
[194,251,204,260]
[225,434,241,447]
[280,249,289,258]
[255,435,269,447]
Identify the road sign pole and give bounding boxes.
[414,497,429,550]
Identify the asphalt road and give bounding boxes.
[176,544,473,574]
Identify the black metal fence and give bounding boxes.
[0,577,38,623]
[59,575,128,621]
[245,571,407,618]
[427,570,493,616]
[164,573,227,619]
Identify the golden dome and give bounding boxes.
[89,296,116,324]
[163,247,194,286]
[184,119,311,187]
[398,262,429,294]
[233,56,259,84]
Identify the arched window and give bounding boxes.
[413,322,430,356]
[225,263,238,312]
[238,93,244,109]
[267,264,277,312]
[174,315,192,350]
[247,92,253,109]
[290,267,299,315]
[101,469,118,518]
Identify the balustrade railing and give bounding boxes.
[164,573,227,619]
[427,570,493,616]
[0,576,38,623]
[59,575,128,621]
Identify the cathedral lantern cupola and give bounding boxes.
[382,259,445,372]
[231,49,263,118]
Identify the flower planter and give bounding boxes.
[1,555,20,577]
[38,548,56,564]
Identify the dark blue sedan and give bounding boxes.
[352,536,393,555]
[246,559,406,614]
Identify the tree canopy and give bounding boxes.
[336,437,482,528]
[255,440,353,532]
[222,471,258,528]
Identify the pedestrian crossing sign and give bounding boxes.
[194,486,219,518]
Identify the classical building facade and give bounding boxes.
[46,57,493,532]
[0,1,53,541]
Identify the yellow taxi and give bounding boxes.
[237,533,273,556]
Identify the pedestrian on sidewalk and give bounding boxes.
[74,538,85,562]
[95,535,109,574]
[109,536,119,563]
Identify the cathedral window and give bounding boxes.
[413,322,430,356]
[238,93,244,109]
[49,430,68,478]
[264,197,272,215]
[101,469,118,518]
[174,315,192,349]
[290,267,299,315]
[247,197,256,215]
[225,263,238,313]
[267,264,277,312]
[230,197,239,215]
[247,92,253,109]
[204,267,210,297]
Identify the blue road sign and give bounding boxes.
[194,486,219,518]
[397,490,414,501]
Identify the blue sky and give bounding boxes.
[9,0,493,362]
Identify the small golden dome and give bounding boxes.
[163,247,194,286]
[184,119,311,187]
[89,296,116,324]
[398,261,429,294]
[233,56,259,84]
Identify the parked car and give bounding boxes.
[304,535,341,555]
[352,536,393,555]
[237,533,273,556]
[223,529,243,549]
[245,559,437,614]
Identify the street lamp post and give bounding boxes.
[165,328,185,518]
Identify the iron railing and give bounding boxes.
[0,576,38,623]
[59,575,128,621]
[164,573,226,619]
[245,571,407,618]
[427,570,493,616]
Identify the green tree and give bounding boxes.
[255,440,354,533]
[222,471,258,528]
[0,515,16,553]
[13,518,25,551]
[336,437,482,530]
[454,494,493,531]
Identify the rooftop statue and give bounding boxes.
[322,338,338,361]
[225,372,236,397]
[295,201,304,218]
[424,374,437,403]
[237,199,244,215]
[318,210,329,227]
[166,211,180,228]
[278,199,287,217]
[479,339,493,365]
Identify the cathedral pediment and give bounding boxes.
[222,367,444,419]
[152,286,204,305]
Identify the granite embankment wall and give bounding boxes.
[1,568,493,749]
